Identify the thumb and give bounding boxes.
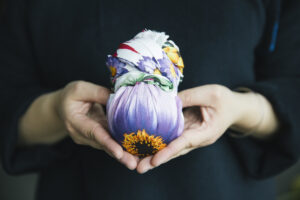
[71,81,111,105]
[72,114,123,159]
[178,85,216,108]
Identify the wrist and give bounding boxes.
[47,90,68,138]
[18,90,68,146]
[51,89,64,121]
[228,87,279,139]
[230,90,262,134]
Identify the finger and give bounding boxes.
[71,115,123,159]
[71,81,111,105]
[187,107,210,130]
[183,107,203,130]
[168,147,193,161]
[73,136,103,150]
[119,151,139,170]
[152,125,216,167]
[151,135,191,167]
[151,148,193,169]
[136,156,154,174]
[67,122,104,150]
[178,85,220,108]
[87,103,109,130]
[70,129,120,160]
[88,140,104,150]
[201,106,210,122]
[138,147,194,174]
[93,128,123,160]
[133,155,140,163]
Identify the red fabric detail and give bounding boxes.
[118,43,139,54]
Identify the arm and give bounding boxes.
[136,85,280,173]
[18,90,67,146]
[17,80,140,170]
[0,0,138,174]
[230,89,279,139]
[137,1,300,175]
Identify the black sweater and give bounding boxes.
[1,0,300,199]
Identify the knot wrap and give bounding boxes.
[106,30,185,157]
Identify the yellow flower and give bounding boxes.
[122,129,167,157]
[109,66,116,77]
[177,57,184,73]
[163,47,184,74]
[167,52,179,64]
[163,46,178,53]
[153,68,162,75]
[169,64,177,78]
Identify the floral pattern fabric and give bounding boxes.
[106,30,185,157]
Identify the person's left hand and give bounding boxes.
[136,84,247,173]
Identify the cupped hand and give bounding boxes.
[57,81,139,170]
[137,84,243,173]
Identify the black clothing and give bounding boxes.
[1,0,300,199]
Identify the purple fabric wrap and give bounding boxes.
[106,30,185,156]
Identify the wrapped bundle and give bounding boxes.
[106,30,185,157]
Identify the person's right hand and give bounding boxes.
[56,81,138,170]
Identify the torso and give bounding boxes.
[32,0,275,199]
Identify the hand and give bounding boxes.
[136,84,246,173]
[57,81,139,170]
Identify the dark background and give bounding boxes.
[0,160,300,200]
[0,0,299,199]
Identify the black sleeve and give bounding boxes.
[0,0,74,175]
[228,0,300,179]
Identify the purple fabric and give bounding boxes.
[107,82,184,144]
[157,52,180,85]
[106,30,185,155]
[106,56,128,81]
[136,56,158,74]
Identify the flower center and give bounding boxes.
[122,129,167,157]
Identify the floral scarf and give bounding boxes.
[106,30,185,157]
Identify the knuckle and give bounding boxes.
[209,85,224,104]
[65,81,76,91]
[72,81,85,92]
[98,134,110,146]
[66,80,86,96]
[86,130,95,140]
[96,86,110,103]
